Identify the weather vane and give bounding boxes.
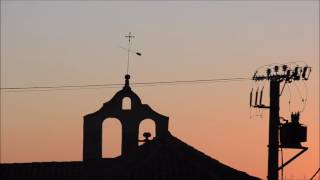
[124,32,141,75]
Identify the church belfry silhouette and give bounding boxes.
[83,75,169,160]
[1,74,260,180]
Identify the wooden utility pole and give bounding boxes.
[267,79,280,180]
[251,64,311,180]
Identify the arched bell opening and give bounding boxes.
[138,119,156,146]
[122,97,131,110]
[102,118,122,158]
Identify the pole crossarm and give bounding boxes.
[252,64,311,83]
[252,105,270,109]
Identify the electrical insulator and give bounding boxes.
[302,66,311,80]
[274,66,279,73]
[286,70,291,82]
[293,67,301,80]
[255,88,259,106]
[282,65,288,72]
[259,87,264,105]
[267,68,271,77]
[250,88,253,107]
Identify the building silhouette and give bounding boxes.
[0,75,260,180]
[83,74,169,160]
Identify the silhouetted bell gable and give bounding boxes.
[83,75,169,160]
[0,74,260,180]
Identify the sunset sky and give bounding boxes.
[1,1,319,179]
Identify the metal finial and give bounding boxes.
[124,74,131,88]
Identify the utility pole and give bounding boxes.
[251,64,311,180]
[268,78,280,180]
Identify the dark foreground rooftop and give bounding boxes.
[1,133,260,180]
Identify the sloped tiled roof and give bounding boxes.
[1,133,260,180]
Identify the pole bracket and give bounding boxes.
[278,146,308,171]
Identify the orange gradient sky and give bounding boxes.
[1,1,319,179]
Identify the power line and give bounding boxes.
[0,77,250,92]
